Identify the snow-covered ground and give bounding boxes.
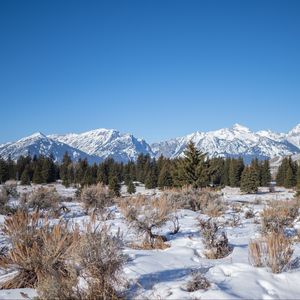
[0,184,300,299]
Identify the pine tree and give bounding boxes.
[127,180,136,194]
[0,158,9,183]
[260,160,271,187]
[60,152,72,186]
[296,165,300,195]
[229,158,244,187]
[109,176,121,197]
[158,163,173,189]
[240,166,259,194]
[20,166,31,185]
[284,165,295,188]
[32,163,44,184]
[177,141,208,188]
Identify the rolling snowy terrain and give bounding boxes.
[1,124,300,163]
[0,183,299,299]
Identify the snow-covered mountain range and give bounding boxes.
[1,124,300,163]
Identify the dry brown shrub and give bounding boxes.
[163,187,224,214]
[261,200,299,233]
[3,181,19,198]
[244,208,255,219]
[199,218,232,259]
[130,236,170,250]
[28,187,60,211]
[249,233,294,273]
[77,222,125,299]
[0,210,79,290]
[0,188,15,215]
[80,183,112,212]
[119,195,171,249]
[186,271,210,292]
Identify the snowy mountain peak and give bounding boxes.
[19,132,47,141]
[231,123,250,132]
[289,124,300,135]
[1,124,300,164]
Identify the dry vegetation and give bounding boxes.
[199,218,232,259]
[80,183,112,213]
[0,211,79,290]
[27,187,61,211]
[76,222,125,299]
[163,187,225,216]
[261,200,299,234]
[119,195,172,249]
[186,271,211,292]
[0,210,125,299]
[249,233,294,273]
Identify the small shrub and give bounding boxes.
[119,195,171,249]
[3,181,19,198]
[261,200,299,233]
[199,218,232,259]
[28,187,60,211]
[163,187,224,214]
[0,210,79,289]
[80,183,112,212]
[77,222,125,299]
[245,208,255,219]
[186,271,210,292]
[249,233,293,273]
[0,188,16,215]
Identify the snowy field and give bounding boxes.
[0,183,299,300]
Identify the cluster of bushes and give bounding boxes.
[248,199,299,274]
[0,210,125,299]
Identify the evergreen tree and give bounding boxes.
[0,158,9,183]
[41,157,56,183]
[296,165,300,195]
[60,152,73,186]
[284,165,295,188]
[127,180,136,194]
[109,176,121,197]
[20,166,31,185]
[158,163,173,189]
[229,158,244,187]
[177,141,208,188]
[240,166,259,194]
[260,160,271,187]
[7,156,16,180]
[222,158,231,186]
[32,163,44,184]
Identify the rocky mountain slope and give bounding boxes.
[1,124,300,163]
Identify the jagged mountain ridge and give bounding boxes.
[49,128,154,162]
[151,124,300,163]
[0,132,101,163]
[1,124,300,163]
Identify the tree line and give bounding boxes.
[1,141,296,195]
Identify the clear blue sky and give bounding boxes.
[1,0,300,144]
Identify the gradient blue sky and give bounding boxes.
[1,0,300,143]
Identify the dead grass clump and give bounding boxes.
[130,236,170,250]
[0,188,16,215]
[80,183,112,212]
[3,181,19,198]
[261,200,299,233]
[119,195,171,249]
[199,218,232,259]
[0,210,79,290]
[249,233,294,273]
[186,271,210,292]
[77,222,125,299]
[164,187,224,215]
[245,208,255,219]
[28,187,60,211]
